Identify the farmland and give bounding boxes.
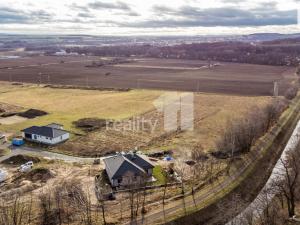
[0,56,295,96]
[0,54,298,225]
[0,82,272,156]
[0,82,163,133]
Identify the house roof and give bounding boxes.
[103,153,154,180]
[124,153,154,170]
[46,123,63,129]
[22,126,68,138]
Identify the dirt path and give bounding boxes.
[0,145,97,164]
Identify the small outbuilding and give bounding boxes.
[22,124,69,145]
[103,152,155,187]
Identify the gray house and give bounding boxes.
[103,153,155,187]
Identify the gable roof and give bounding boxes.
[22,126,68,138]
[124,153,155,170]
[103,153,154,180]
[46,123,63,129]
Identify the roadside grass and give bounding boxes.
[0,148,9,157]
[0,83,164,134]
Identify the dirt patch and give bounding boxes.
[2,154,41,165]
[73,118,110,132]
[24,168,54,183]
[0,115,27,125]
[0,102,23,117]
[0,148,7,157]
[18,108,48,119]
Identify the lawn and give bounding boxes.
[153,165,166,185]
[0,82,164,134]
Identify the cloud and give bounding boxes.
[30,10,52,21]
[88,1,130,10]
[69,3,90,12]
[0,7,29,24]
[0,7,55,24]
[77,12,94,18]
[131,4,297,28]
[72,1,140,17]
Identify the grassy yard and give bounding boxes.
[0,82,164,134]
[153,165,166,185]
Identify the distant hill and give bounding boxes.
[262,37,300,45]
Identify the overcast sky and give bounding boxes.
[0,0,300,35]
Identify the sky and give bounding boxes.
[0,0,300,35]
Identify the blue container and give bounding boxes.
[12,138,24,146]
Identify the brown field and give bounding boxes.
[57,92,271,157]
[0,56,295,96]
[0,83,271,157]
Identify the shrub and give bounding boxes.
[284,86,298,100]
[214,99,286,158]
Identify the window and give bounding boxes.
[33,135,37,140]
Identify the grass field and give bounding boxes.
[0,82,272,156]
[0,82,164,134]
[146,93,272,155]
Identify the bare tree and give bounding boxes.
[175,159,189,215]
[275,150,300,218]
[284,86,298,100]
[215,100,286,158]
[0,195,33,225]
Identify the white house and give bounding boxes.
[22,123,69,145]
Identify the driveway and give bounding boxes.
[0,145,97,164]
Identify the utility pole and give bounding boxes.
[197,81,200,92]
[38,72,42,86]
[273,81,279,97]
[86,75,89,87]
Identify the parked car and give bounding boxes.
[18,161,34,173]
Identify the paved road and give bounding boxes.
[226,120,300,225]
[0,145,97,164]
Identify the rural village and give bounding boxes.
[0,32,300,225]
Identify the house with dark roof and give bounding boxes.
[103,153,155,187]
[22,124,69,145]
